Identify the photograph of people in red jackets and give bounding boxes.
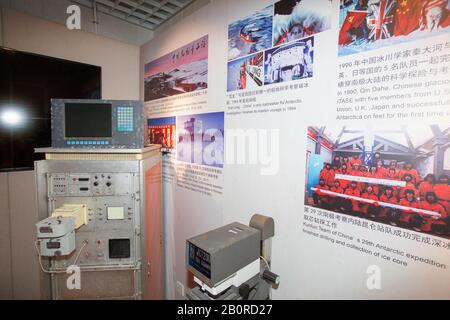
[339,0,450,56]
[306,125,450,239]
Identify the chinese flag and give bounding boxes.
[393,0,422,36]
[339,11,367,45]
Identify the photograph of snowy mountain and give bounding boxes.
[273,0,332,47]
[228,5,273,61]
[338,0,450,56]
[144,35,208,102]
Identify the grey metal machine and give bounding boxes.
[186,214,279,300]
[34,99,163,300]
[35,147,162,299]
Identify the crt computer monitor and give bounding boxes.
[65,102,112,139]
[51,99,144,149]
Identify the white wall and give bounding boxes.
[1,7,141,100]
[141,0,450,300]
[0,171,42,300]
[0,173,13,299]
[140,0,335,300]
[0,7,3,45]
[141,0,231,299]
[0,7,142,299]
[0,0,153,46]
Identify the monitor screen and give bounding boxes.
[65,103,112,138]
[108,239,131,259]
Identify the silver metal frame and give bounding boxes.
[35,149,162,300]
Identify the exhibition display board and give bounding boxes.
[141,0,450,299]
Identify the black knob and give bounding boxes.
[106,182,112,187]
[262,269,280,286]
[93,181,99,186]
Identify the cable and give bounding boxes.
[260,255,270,271]
[73,240,88,265]
[259,256,273,300]
[35,240,64,274]
[35,240,88,274]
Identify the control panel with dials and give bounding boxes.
[48,172,132,197]
[45,171,138,269]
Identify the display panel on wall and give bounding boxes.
[147,116,176,150]
[144,35,208,102]
[272,0,332,46]
[0,48,101,171]
[177,112,224,168]
[228,5,274,61]
[226,0,330,92]
[264,35,314,85]
[338,0,450,56]
[227,52,264,91]
[305,124,450,239]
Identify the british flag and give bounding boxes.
[367,0,396,41]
